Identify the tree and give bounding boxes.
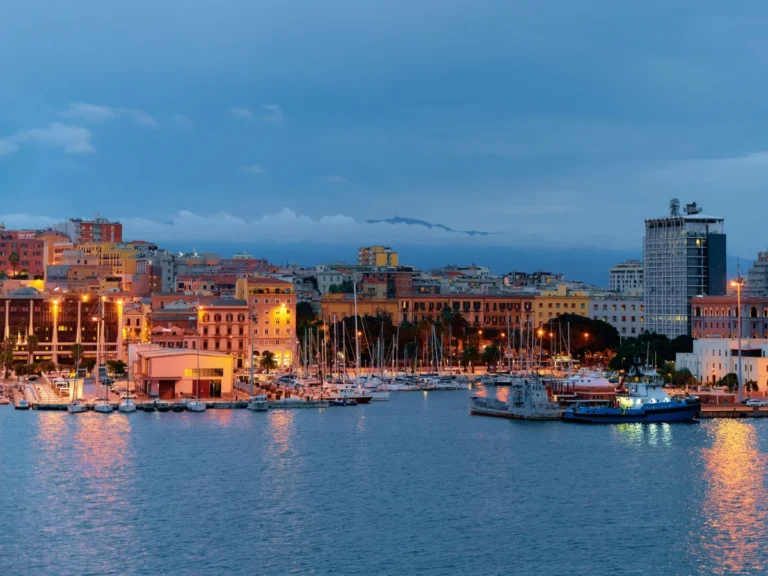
[461,346,480,368]
[8,252,19,278]
[672,368,697,389]
[71,343,83,367]
[719,372,739,393]
[107,359,126,376]
[328,280,354,294]
[259,351,278,373]
[0,340,14,379]
[26,333,38,364]
[745,380,759,392]
[482,344,501,366]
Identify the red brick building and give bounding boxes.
[692,295,768,339]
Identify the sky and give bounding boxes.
[2,1,768,268]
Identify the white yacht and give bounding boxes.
[247,395,269,412]
[185,398,207,412]
[118,397,137,413]
[93,399,113,414]
[67,399,88,414]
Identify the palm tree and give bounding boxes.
[0,340,14,379]
[71,343,83,366]
[8,252,19,278]
[259,351,278,373]
[26,333,38,365]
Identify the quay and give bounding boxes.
[699,406,768,419]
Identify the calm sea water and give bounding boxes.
[1,389,767,576]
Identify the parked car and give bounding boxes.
[120,392,137,400]
[102,377,115,385]
[27,375,38,382]
[746,399,768,407]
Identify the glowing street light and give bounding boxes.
[731,279,744,401]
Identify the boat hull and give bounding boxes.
[563,401,700,424]
[470,397,562,421]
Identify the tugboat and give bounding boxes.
[470,376,562,420]
[562,360,701,424]
[329,398,357,407]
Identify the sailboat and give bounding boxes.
[118,355,137,413]
[185,397,207,412]
[93,298,113,414]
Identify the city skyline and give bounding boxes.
[3,2,768,260]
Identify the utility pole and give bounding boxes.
[249,305,258,397]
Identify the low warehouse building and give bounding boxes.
[133,348,234,399]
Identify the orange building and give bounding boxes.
[398,294,535,329]
[320,294,399,324]
[235,277,296,368]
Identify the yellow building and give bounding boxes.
[534,285,590,327]
[321,294,399,323]
[358,246,399,267]
[78,242,139,276]
[235,277,296,367]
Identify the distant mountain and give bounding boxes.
[365,216,490,236]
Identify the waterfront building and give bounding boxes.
[609,259,643,296]
[589,296,645,336]
[358,246,399,267]
[533,286,590,327]
[56,217,123,244]
[691,295,768,339]
[132,347,233,399]
[235,277,296,367]
[321,294,399,324]
[676,338,768,386]
[195,298,249,369]
[0,290,122,363]
[398,294,534,329]
[644,199,726,338]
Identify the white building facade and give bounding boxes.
[609,260,644,296]
[676,338,768,387]
[589,296,645,337]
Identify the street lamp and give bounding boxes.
[731,280,744,401]
[249,306,258,397]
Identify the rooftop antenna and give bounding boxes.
[670,198,680,217]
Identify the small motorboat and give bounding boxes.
[329,398,357,407]
[247,395,269,412]
[156,402,170,413]
[171,404,185,413]
[118,398,137,413]
[15,398,30,410]
[143,402,158,413]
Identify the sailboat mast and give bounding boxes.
[353,281,360,381]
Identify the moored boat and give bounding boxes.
[329,398,357,406]
[15,398,30,410]
[247,395,269,411]
[185,398,207,412]
[562,361,701,424]
[470,377,562,420]
[118,398,137,413]
[67,399,88,414]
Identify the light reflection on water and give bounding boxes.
[3,395,768,575]
[697,420,768,575]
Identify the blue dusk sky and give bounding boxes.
[1,1,767,270]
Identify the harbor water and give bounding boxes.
[1,389,767,576]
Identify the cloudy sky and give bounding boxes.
[1,1,767,257]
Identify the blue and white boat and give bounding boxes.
[562,362,700,424]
